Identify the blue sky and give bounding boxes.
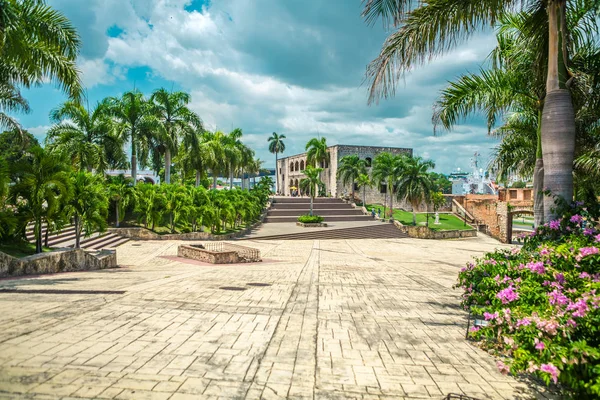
[18,0,500,173]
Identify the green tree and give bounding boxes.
[430,191,446,213]
[134,183,166,231]
[305,137,330,196]
[396,156,435,226]
[363,0,600,221]
[0,156,17,240]
[203,131,227,189]
[46,100,123,172]
[0,0,83,109]
[300,166,323,216]
[429,172,452,194]
[0,81,29,131]
[355,173,372,207]
[108,175,134,228]
[337,155,367,200]
[66,171,108,248]
[267,132,286,193]
[0,129,39,176]
[107,91,154,185]
[150,88,202,184]
[162,184,192,233]
[372,152,404,219]
[10,147,70,253]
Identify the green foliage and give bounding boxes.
[0,129,40,171]
[430,191,446,211]
[429,172,452,194]
[396,156,435,225]
[337,155,367,198]
[511,180,527,188]
[66,171,109,248]
[297,215,324,224]
[457,201,600,397]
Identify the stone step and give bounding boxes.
[87,234,130,250]
[267,209,364,216]
[26,225,75,242]
[271,203,354,210]
[264,215,374,223]
[241,223,407,241]
[272,198,345,204]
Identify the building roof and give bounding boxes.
[277,144,413,162]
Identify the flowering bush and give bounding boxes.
[457,200,600,397]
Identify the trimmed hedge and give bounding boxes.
[297,215,324,224]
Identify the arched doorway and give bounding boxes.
[289,162,294,172]
[508,210,534,243]
[300,160,304,170]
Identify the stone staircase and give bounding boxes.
[240,222,408,241]
[26,222,130,250]
[265,197,373,223]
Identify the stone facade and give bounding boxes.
[393,220,477,239]
[277,144,413,206]
[0,248,117,278]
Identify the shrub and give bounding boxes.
[298,215,324,224]
[457,199,600,397]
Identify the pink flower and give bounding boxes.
[516,318,531,327]
[555,273,565,285]
[576,247,599,261]
[536,319,559,335]
[526,261,546,275]
[511,248,520,255]
[497,286,519,304]
[595,234,600,243]
[548,290,569,306]
[540,247,551,256]
[570,214,583,224]
[566,319,577,328]
[534,338,545,351]
[469,326,480,332]
[540,363,560,384]
[496,361,510,375]
[579,272,591,279]
[567,298,588,318]
[484,312,499,321]
[549,220,561,230]
[583,227,595,236]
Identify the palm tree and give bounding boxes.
[268,132,286,194]
[396,156,435,226]
[0,82,30,131]
[67,171,108,248]
[10,147,70,253]
[306,137,330,196]
[0,156,17,240]
[107,91,154,185]
[300,166,323,216]
[224,128,243,189]
[372,152,404,220]
[355,173,373,207]
[0,0,82,102]
[46,100,122,173]
[162,184,192,233]
[337,155,367,200]
[204,131,226,189]
[150,88,202,184]
[108,175,134,228]
[363,0,600,221]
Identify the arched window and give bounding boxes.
[290,162,294,172]
[295,178,299,188]
[324,160,329,168]
[365,157,372,167]
[295,161,299,171]
[300,160,304,170]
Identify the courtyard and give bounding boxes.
[0,236,541,400]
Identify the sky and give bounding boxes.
[18,0,501,173]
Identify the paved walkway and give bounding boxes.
[242,220,380,239]
[0,237,536,399]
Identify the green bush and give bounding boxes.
[457,199,600,397]
[297,215,324,224]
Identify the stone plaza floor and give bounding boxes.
[0,236,540,399]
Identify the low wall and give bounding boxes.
[0,248,117,278]
[393,220,477,240]
[177,245,239,264]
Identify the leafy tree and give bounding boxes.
[430,191,446,213]
[362,0,600,221]
[0,129,39,176]
[46,100,123,172]
[224,128,243,189]
[429,172,452,194]
[150,88,202,184]
[306,137,329,196]
[372,152,404,219]
[204,131,227,189]
[396,156,435,226]
[134,183,166,231]
[0,81,29,131]
[162,184,192,233]
[355,173,372,207]
[337,155,367,200]
[108,175,134,228]
[300,166,323,216]
[0,156,17,240]
[511,181,528,188]
[10,147,70,253]
[66,171,108,248]
[268,132,286,193]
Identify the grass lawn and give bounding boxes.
[0,241,53,258]
[366,204,473,231]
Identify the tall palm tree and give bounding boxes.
[300,166,323,216]
[337,155,367,200]
[0,0,82,102]
[67,171,108,248]
[0,82,29,131]
[203,131,226,189]
[10,147,70,253]
[0,156,17,240]
[306,137,330,196]
[107,91,154,185]
[46,100,122,173]
[108,175,134,228]
[179,128,211,187]
[149,88,202,184]
[355,173,373,207]
[372,152,404,220]
[396,156,435,226]
[224,128,243,189]
[268,132,286,194]
[363,0,600,221]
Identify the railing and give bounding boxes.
[202,242,261,262]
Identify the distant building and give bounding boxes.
[276,144,412,205]
[105,170,160,184]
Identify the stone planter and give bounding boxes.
[296,222,327,228]
[393,220,477,239]
[177,242,261,264]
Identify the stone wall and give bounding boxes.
[0,248,117,278]
[177,245,239,264]
[393,220,477,240]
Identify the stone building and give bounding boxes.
[276,144,413,205]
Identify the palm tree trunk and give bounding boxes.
[195,170,201,187]
[131,131,137,185]
[213,174,217,189]
[275,153,279,194]
[165,148,172,184]
[533,108,544,228]
[229,164,233,190]
[170,213,174,233]
[35,217,42,253]
[44,222,49,248]
[542,0,575,221]
[388,178,394,220]
[363,186,366,208]
[310,195,313,216]
[74,214,81,249]
[116,201,120,228]
[412,203,417,226]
